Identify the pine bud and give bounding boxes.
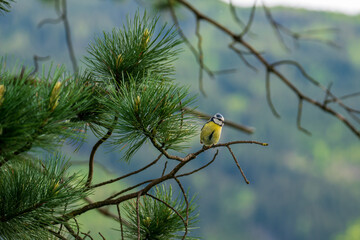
[141,29,150,49]
[116,54,124,68]
[135,95,140,112]
[143,216,151,226]
[0,84,5,106]
[50,82,61,111]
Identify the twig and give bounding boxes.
[86,117,117,188]
[296,97,311,135]
[176,150,219,178]
[239,0,257,38]
[146,193,186,226]
[99,232,106,240]
[185,107,255,134]
[195,16,206,96]
[117,204,125,240]
[47,228,68,240]
[136,191,142,240]
[174,176,189,240]
[265,71,280,118]
[38,0,78,73]
[64,222,84,240]
[161,161,168,177]
[83,197,131,228]
[30,55,50,76]
[90,154,162,189]
[226,145,249,184]
[81,232,94,240]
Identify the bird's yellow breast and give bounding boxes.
[200,121,222,146]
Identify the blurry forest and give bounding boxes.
[1,0,360,239]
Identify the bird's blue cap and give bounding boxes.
[213,113,224,122]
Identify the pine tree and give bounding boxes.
[0,6,267,240]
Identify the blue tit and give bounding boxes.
[200,113,225,146]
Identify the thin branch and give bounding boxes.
[195,16,206,96]
[37,0,78,73]
[81,232,94,240]
[83,197,131,228]
[229,0,245,29]
[296,97,311,135]
[229,41,258,72]
[117,204,125,240]
[136,191,142,240]
[263,4,339,50]
[265,71,281,118]
[30,55,50,76]
[90,153,162,189]
[99,232,106,240]
[239,0,257,38]
[226,145,249,184]
[47,228,68,240]
[106,179,153,200]
[173,176,189,240]
[168,0,215,80]
[146,193,187,225]
[185,107,255,134]
[176,150,219,178]
[161,161,168,177]
[64,222,84,240]
[86,117,117,188]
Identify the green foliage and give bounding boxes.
[0,63,97,158]
[122,185,198,240]
[0,154,88,240]
[84,10,182,85]
[0,0,13,14]
[105,74,197,160]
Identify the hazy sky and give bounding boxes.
[222,0,360,15]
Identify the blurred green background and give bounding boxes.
[1,0,360,239]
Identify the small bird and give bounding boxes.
[200,113,225,147]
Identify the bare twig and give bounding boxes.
[98,232,106,240]
[185,107,255,134]
[161,161,168,177]
[176,150,219,178]
[47,228,68,240]
[263,4,339,50]
[86,117,117,188]
[38,0,78,72]
[174,176,189,240]
[83,197,131,228]
[265,71,280,118]
[81,232,94,240]
[30,55,50,76]
[90,153,162,189]
[296,97,311,135]
[64,222,84,240]
[117,204,125,240]
[226,145,249,184]
[136,191,142,240]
